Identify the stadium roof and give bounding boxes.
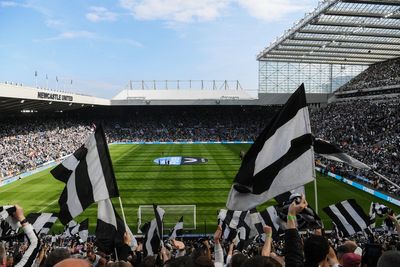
[257,0,400,65]
[0,83,109,114]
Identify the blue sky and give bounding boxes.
[0,0,319,98]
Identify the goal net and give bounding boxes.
[137,205,196,233]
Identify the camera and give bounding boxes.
[289,193,302,204]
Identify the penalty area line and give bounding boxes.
[38,198,58,212]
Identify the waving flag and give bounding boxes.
[51,125,119,225]
[226,84,314,210]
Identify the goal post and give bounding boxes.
[137,205,196,233]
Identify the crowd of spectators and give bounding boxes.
[337,57,400,92]
[2,197,400,267]
[0,97,398,197]
[0,106,276,179]
[0,120,91,178]
[311,96,400,196]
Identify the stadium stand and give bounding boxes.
[337,57,400,92]
[0,120,91,178]
[311,96,400,196]
[2,0,400,265]
[0,98,398,199]
[0,106,277,178]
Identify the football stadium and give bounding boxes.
[1,0,400,266]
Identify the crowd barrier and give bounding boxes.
[315,167,400,207]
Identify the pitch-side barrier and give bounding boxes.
[315,167,400,207]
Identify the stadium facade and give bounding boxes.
[0,80,329,116]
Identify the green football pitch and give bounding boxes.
[0,144,398,234]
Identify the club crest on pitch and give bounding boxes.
[153,157,208,165]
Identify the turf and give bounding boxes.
[0,144,398,234]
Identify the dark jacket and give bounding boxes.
[284,229,304,267]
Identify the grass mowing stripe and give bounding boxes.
[1,143,398,234]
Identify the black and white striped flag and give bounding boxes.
[323,199,371,237]
[153,204,164,242]
[141,220,159,256]
[26,213,57,235]
[78,218,89,242]
[218,209,252,242]
[369,202,376,229]
[370,202,390,218]
[168,216,183,240]
[218,209,248,230]
[369,202,391,229]
[95,199,125,255]
[314,138,370,170]
[250,206,283,239]
[64,220,79,237]
[0,206,18,238]
[142,206,165,256]
[217,215,237,243]
[0,206,15,221]
[51,125,119,225]
[226,84,314,211]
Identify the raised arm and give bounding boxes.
[261,225,272,257]
[213,225,224,264]
[14,205,40,267]
[285,194,307,267]
[388,213,400,235]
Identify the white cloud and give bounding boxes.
[86,6,118,22]
[119,0,314,24]
[111,38,143,47]
[35,31,143,47]
[0,1,18,7]
[45,19,65,29]
[59,31,95,39]
[236,0,313,22]
[119,0,230,23]
[36,31,96,42]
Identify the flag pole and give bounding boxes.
[117,197,127,261]
[373,171,400,189]
[118,197,127,226]
[161,221,165,248]
[114,248,119,261]
[314,178,318,213]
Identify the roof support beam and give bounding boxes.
[261,55,377,63]
[299,28,400,38]
[324,10,400,19]
[268,51,394,60]
[342,0,400,6]
[290,36,400,45]
[280,41,400,51]
[311,21,400,30]
[259,58,372,65]
[275,46,400,57]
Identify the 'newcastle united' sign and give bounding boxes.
[37,92,73,101]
